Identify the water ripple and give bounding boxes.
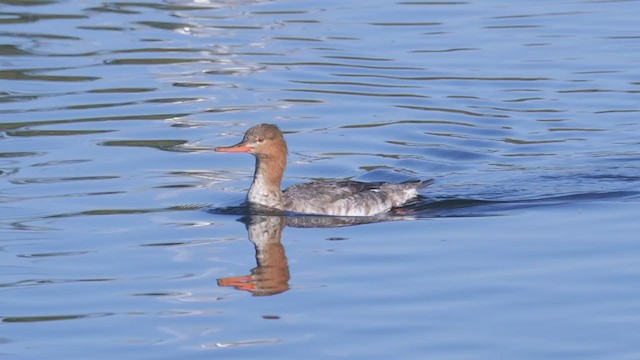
[10,175,119,185]
[2,313,113,323]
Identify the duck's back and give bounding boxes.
[283,179,433,216]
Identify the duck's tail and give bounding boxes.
[380,179,434,207]
[410,179,435,189]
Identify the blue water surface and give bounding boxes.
[1,0,639,359]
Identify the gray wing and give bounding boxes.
[283,180,382,203]
[283,180,390,216]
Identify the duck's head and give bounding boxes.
[215,123,288,158]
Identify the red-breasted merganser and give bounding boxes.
[215,124,433,216]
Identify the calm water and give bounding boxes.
[1,0,640,358]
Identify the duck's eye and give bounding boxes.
[256,137,264,143]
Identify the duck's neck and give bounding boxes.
[248,153,286,208]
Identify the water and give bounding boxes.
[1,0,639,358]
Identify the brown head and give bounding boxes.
[215,124,288,191]
[215,123,288,159]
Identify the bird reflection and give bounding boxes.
[216,211,393,296]
[217,215,290,296]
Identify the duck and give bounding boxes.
[215,123,433,216]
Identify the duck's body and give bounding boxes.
[282,180,431,216]
[215,124,433,216]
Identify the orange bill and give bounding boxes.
[215,142,253,153]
